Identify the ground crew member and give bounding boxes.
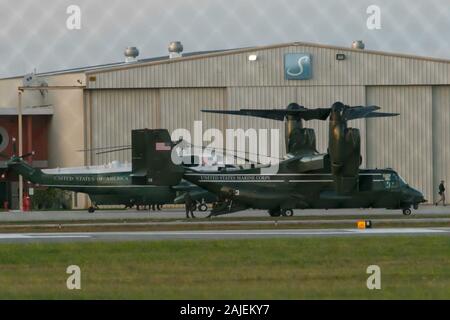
[184,193,196,218]
[436,180,446,206]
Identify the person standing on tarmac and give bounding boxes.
[436,180,446,206]
[184,193,196,218]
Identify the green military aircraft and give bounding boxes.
[139,102,426,217]
[0,135,216,213]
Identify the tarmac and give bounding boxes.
[0,205,449,222]
[0,205,449,243]
[0,227,449,243]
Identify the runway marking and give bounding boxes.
[29,235,92,239]
[351,228,446,234]
[0,234,29,239]
[0,234,91,239]
[120,228,448,236]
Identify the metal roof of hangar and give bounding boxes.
[84,41,450,89]
[3,41,450,85]
[0,49,234,80]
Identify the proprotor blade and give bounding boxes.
[341,105,380,120]
[340,104,399,121]
[202,103,331,121]
[363,111,400,118]
[201,109,288,121]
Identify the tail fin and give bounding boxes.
[131,129,184,186]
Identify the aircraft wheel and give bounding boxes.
[402,208,412,216]
[198,203,208,212]
[281,209,294,217]
[157,204,163,210]
[193,206,210,218]
[88,207,95,213]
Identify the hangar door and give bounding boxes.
[432,86,450,202]
[366,86,433,201]
[160,87,227,146]
[89,89,160,165]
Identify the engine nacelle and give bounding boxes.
[329,124,361,194]
[287,128,317,155]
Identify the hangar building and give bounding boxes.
[0,41,449,208]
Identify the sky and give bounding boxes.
[0,0,449,78]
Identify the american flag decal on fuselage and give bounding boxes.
[155,142,171,151]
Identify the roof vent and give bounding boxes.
[124,47,139,63]
[351,40,365,50]
[168,41,183,59]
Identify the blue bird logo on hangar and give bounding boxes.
[284,53,312,80]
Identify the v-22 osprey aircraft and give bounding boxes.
[138,102,426,217]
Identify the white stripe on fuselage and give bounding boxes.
[198,180,285,183]
[41,185,161,188]
[186,173,333,176]
[42,167,131,175]
[289,180,334,182]
[197,180,333,183]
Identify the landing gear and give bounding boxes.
[88,206,96,213]
[268,208,281,217]
[145,204,163,211]
[402,208,412,216]
[268,208,294,217]
[198,203,208,212]
[281,209,294,217]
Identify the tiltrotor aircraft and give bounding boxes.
[137,102,426,217]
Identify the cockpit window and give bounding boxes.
[397,174,407,186]
[382,172,404,189]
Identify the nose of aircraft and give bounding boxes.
[405,186,426,204]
